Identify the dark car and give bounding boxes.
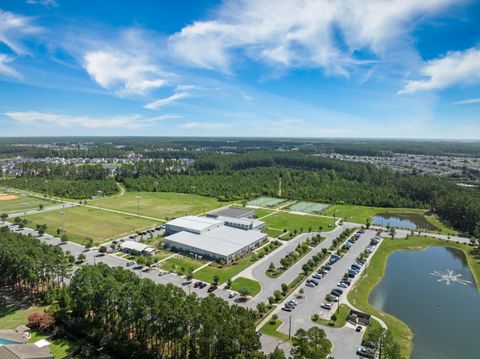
[199,282,207,289]
[207,285,217,293]
[194,281,201,288]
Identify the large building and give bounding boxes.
[164,215,267,263]
[207,206,255,219]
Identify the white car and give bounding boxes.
[228,291,238,298]
[338,282,348,288]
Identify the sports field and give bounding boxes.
[92,191,226,220]
[324,204,426,224]
[264,211,334,233]
[0,193,51,214]
[288,201,329,214]
[26,206,158,245]
[247,197,285,208]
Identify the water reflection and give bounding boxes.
[373,213,437,230]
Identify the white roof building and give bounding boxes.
[165,215,223,235]
[120,241,155,254]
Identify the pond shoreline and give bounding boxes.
[347,235,480,358]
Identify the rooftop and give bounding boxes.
[0,344,52,359]
[166,216,223,232]
[208,206,254,219]
[165,226,266,257]
[119,241,152,252]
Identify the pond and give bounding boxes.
[372,213,437,230]
[369,246,480,359]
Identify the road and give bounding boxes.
[241,223,358,304]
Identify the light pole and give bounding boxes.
[60,211,65,234]
[191,185,196,213]
[288,315,292,340]
[136,196,140,216]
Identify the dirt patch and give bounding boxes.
[0,194,18,201]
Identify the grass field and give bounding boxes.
[28,331,79,359]
[160,256,205,274]
[26,206,158,245]
[259,319,289,341]
[312,304,350,328]
[264,212,335,234]
[194,253,257,284]
[0,193,52,214]
[0,302,46,329]
[347,236,480,358]
[92,191,227,220]
[231,277,261,296]
[254,208,275,219]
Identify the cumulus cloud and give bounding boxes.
[84,50,167,96]
[5,111,176,129]
[169,0,458,75]
[400,48,480,93]
[144,92,190,110]
[0,54,21,78]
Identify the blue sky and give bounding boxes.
[0,0,479,138]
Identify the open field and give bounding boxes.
[194,253,257,284]
[254,208,275,219]
[92,191,227,220]
[0,193,52,214]
[259,319,289,341]
[263,212,335,234]
[26,206,158,245]
[231,277,261,296]
[347,236,480,358]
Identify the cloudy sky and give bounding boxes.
[0,0,479,138]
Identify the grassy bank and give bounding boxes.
[347,235,480,358]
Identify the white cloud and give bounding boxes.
[26,0,58,7]
[453,98,480,105]
[169,0,458,75]
[0,54,21,78]
[179,121,228,130]
[84,50,167,96]
[144,92,189,110]
[400,48,480,93]
[0,9,41,55]
[5,111,173,129]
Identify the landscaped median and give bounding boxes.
[231,277,261,296]
[311,304,350,328]
[347,235,480,358]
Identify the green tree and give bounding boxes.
[291,327,331,359]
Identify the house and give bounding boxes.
[347,309,371,326]
[0,343,53,359]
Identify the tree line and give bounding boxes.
[0,227,69,298]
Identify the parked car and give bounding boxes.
[199,282,207,289]
[194,281,201,288]
[338,282,348,289]
[126,261,135,267]
[312,273,323,279]
[306,282,316,288]
[207,285,217,293]
[356,326,363,332]
[282,306,293,312]
[320,303,332,310]
[228,291,238,298]
[356,347,374,358]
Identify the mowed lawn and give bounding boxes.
[194,253,258,284]
[0,193,52,214]
[264,211,335,233]
[231,277,261,296]
[92,191,227,220]
[26,206,158,245]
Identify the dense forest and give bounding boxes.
[4,177,119,199]
[118,152,480,235]
[0,227,69,297]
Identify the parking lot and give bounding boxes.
[274,229,379,359]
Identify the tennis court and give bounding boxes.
[247,197,286,207]
[288,201,329,214]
